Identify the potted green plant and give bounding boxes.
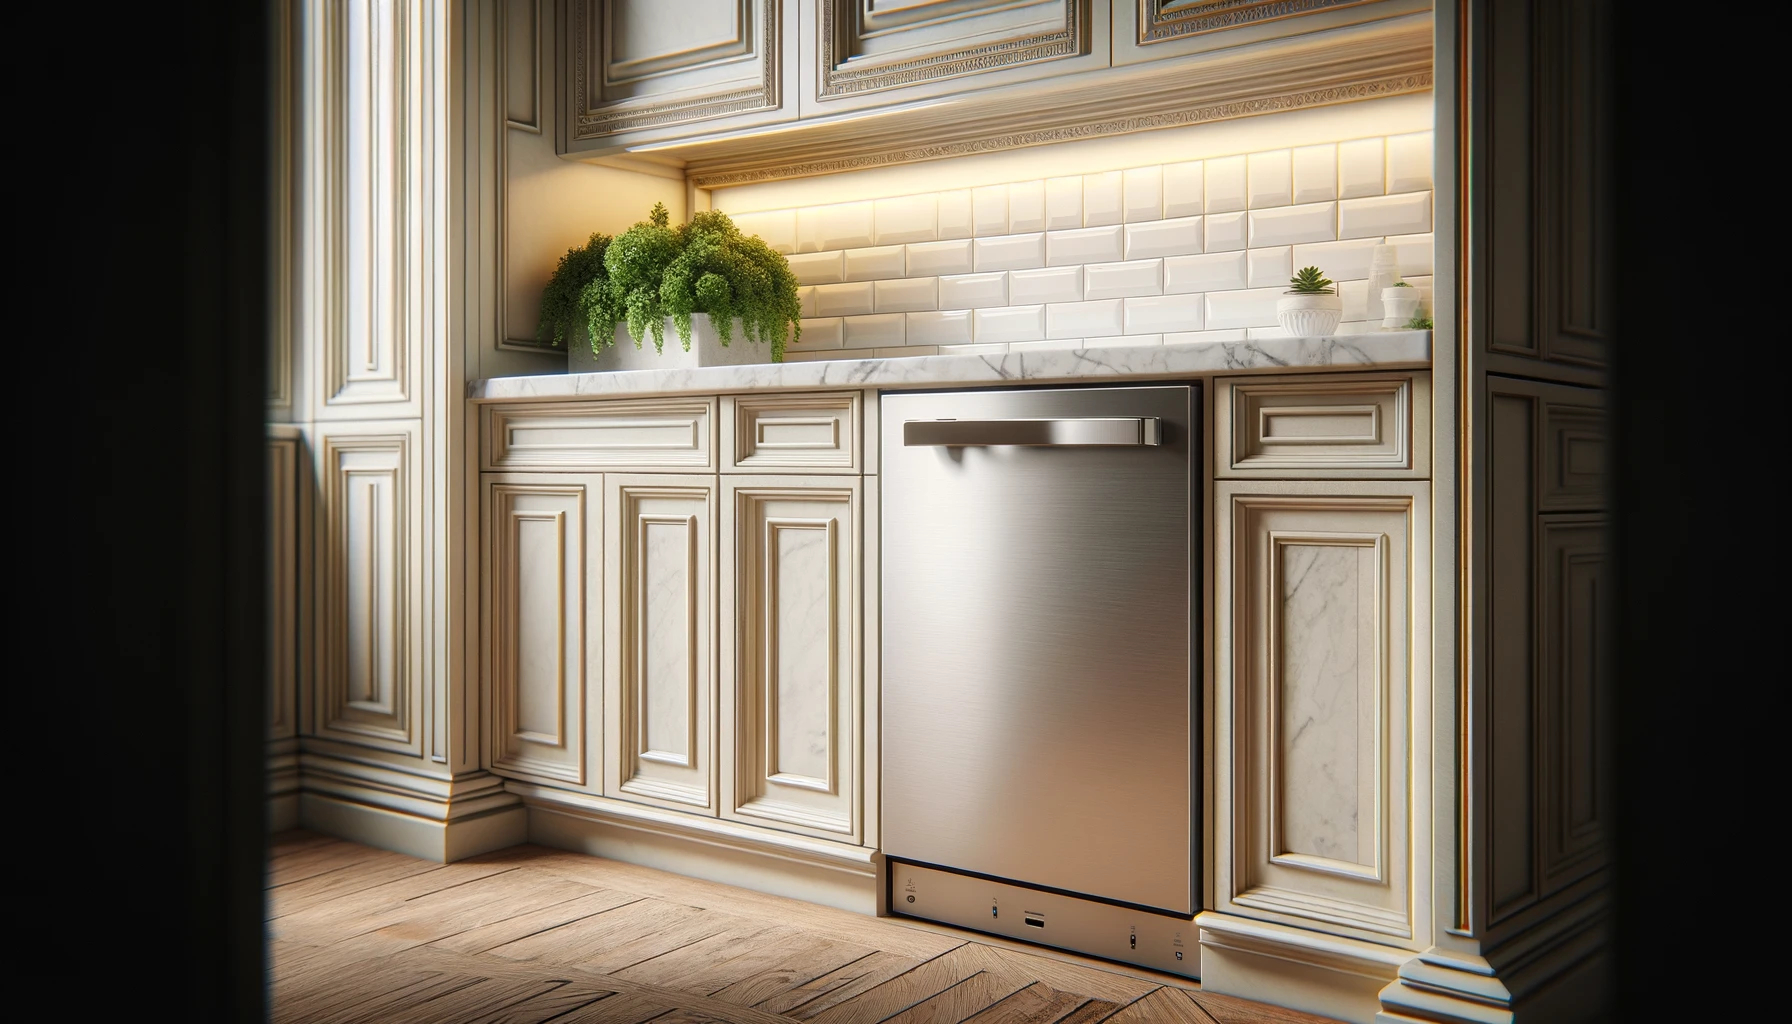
[1276,266,1343,337]
[538,202,802,371]
[1381,280,1421,327]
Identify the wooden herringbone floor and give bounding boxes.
[268,831,1337,1024]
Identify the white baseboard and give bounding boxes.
[511,781,879,916]
[1197,911,1411,1024]
[298,792,526,862]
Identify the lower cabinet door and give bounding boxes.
[1213,480,1430,948]
[721,477,861,843]
[604,475,719,812]
[481,473,603,790]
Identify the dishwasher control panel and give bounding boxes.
[889,860,1199,980]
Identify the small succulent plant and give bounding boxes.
[1287,266,1335,294]
[1392,281,1413,288]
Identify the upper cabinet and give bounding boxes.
[797,0,1108,117]
[555,0,1434,181]
[559,0,799,153]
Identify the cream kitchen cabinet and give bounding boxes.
[1110,0,1430,68]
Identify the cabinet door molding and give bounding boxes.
[605,475,720,812]
[482,473,603,789]
[722,477,861,842]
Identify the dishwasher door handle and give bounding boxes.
[903,417,1161,447]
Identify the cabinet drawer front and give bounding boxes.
[1540,395,1606,511]
[483,398,716,471]
[1218,373,1429,477]
[723,392,860,473]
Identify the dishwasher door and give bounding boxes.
[881,384,1196,915]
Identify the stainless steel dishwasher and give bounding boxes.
[881,383,1199,978]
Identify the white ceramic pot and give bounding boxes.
[1276,292,1344,337]
[1381,286,1422,327]
[568,314,778,373]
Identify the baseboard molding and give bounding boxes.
[510,781,878,916]
[298,792,527,863]
[1376,907,1611,1023]
[269,793,299,832]
[1196,911,1411,1024]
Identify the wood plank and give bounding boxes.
[879,971,1031,1024]
[274,963,468,1024]
[805,944,996,1024]
[432,888,647,955]
[1189,989,1344,1024]
[469,981,618,1024]
[267,849,449,916]
[378,975,564,1024]
[1102,988,1219,1024]
[644,928,873,1001]
[267,837,400,888]
[282,868,602,949]
[609,920,792,989]
[967,944,1160,1005]
[959,982,1089,1024]
[272,863,554,937]
[755,950,928,1018]
[515,990,675,1024]
[1053,999,1126,1024]
[705,934,881,1007]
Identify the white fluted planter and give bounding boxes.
[1381,287,1422,328]
[568,314,779,373]
[1275,293,1343,337]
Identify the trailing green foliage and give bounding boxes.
[1406,314,1434,330]
[536,232,612,348]
[1287,266,1335,294]
[577,202,800,362]
[1392,281,1413,287]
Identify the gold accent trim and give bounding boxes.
[690,71,1431,187]
[1138,0,1370,43]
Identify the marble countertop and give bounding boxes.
[468,331,1430,402]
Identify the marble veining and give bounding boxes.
[642,518,693,763]
[1278,541,1375,867]
[772,523,833,784]
[469,333,1430,401]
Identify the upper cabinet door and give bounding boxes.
[798,0,1109,117]
[1113,0,1431,67]
[560,0,798,154]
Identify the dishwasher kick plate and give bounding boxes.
[889,861,1200,980]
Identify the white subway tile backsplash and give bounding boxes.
[938,272,1008,309]
[1291,237,1382,281]
[875,194,938,245]
[1337,137,1386,200]
[937,190,973,240]
[1046,176,1083,229]
[1249,202,1337,247]
[1386,131,1434,193]
[1206,155,1248,214]
[1046,298,1123,338]
[906,310,973,345]
[1048,225,1124,266]
[1010,266,1082,306]
[782,350,857,362]
[1205,287,1284,329]
[907,239,974,277]
[1166,251,1247,293]
[1009,180,1046,232]
[875,277,938,313]
[1164,161,1204,218]
[1166,328,1248,345]
[1206,211,1247,252]
[787,250,844,286]
[1124,217,1203,260]
[1247,246,1292,289]
[975,233,1046,272]
[1338,279,1369,321]
[1386,232,1434,277]
[1084,171,1124,226]
[972,185,1010,236]
[844,245,906,282]
[798,202,875,252]
[1339,192,1431,239]
[1248,150,1293,209]
[1010,334,1142,352]
[1124,167,1163,222]
[1084,259,1164,300]
[813,281,874,317]
[800,286,818,318]
[876,346,936,358]
[843,313,905,348]
[1094,334,1161,346]
[1292,144,1338,204]
[1123,293,1204,334]
[732,209,798,254]
[938,343,1010,356]
[974,305,1046,343]
[793,317,844,349]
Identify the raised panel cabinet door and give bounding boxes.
[1112,0,1431,67]
[604,475,719,812]
[1213,480,1430,949]
[721,477,860,842]
[560,0,799,154]
[481,473,603,790]
[798,0,1109,117]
